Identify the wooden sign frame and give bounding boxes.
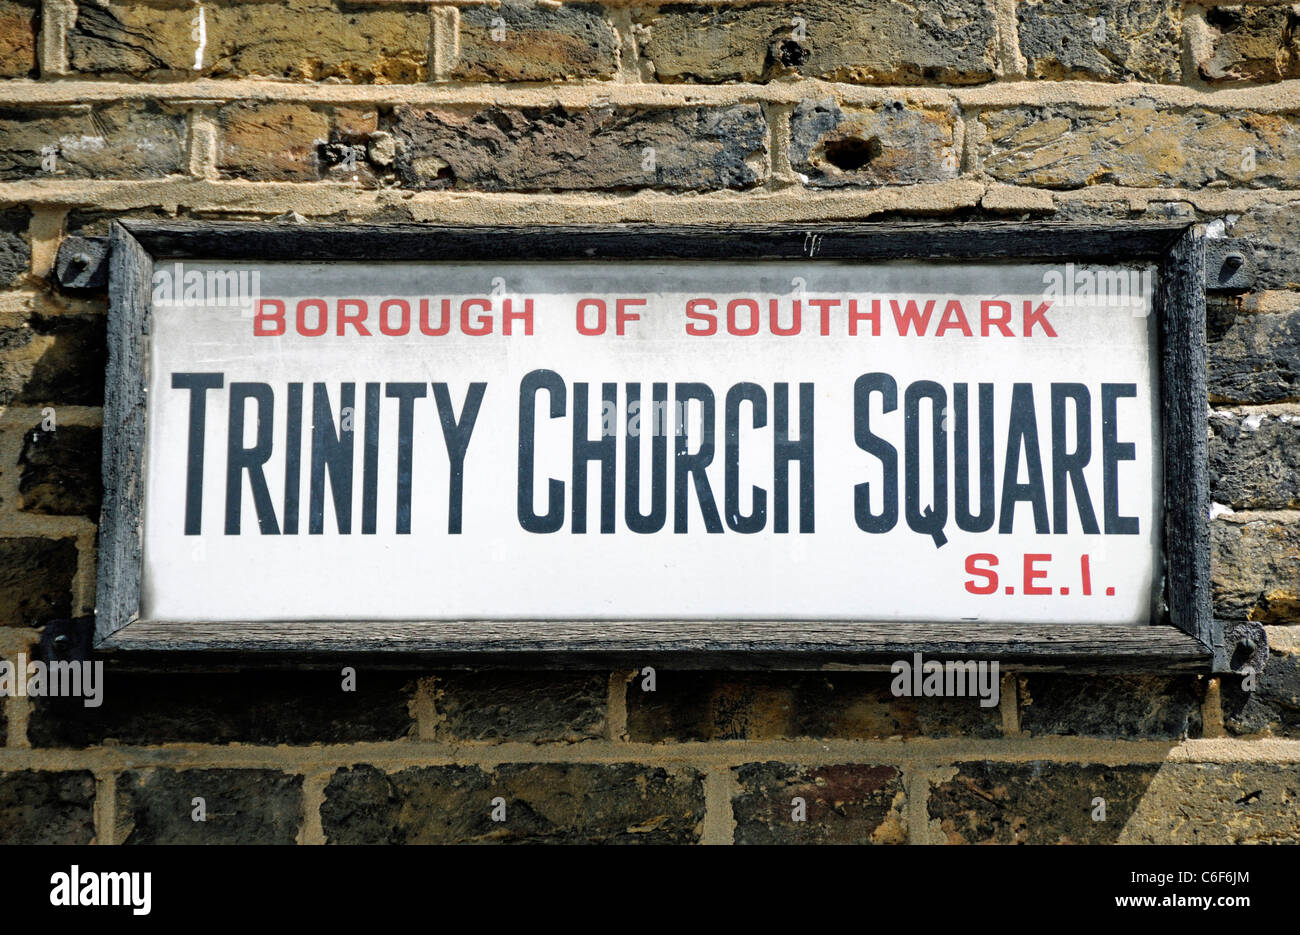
[96,220,1220,670]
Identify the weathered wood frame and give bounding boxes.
[96,220,1221,671]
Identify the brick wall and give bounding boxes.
[0,0,1297,845]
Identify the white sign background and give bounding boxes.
[141,260,1161,625]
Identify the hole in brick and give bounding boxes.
[1206,7,1242,31]
[317,142,363,168]
[822,136,882,172]
[776,39,808,67]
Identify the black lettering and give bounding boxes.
[310,383,355,535]
[904,380,947,542]
[387,383,427,534]
[1051,383,1100,534]
[225,382,280,535]
[774,382,814,533]
[361,382,381,535]
[171,372,224,535]
[1101,383,1139,534]
[674,382,723,533]
[625,383,668,534]
[283,382,302,535]
[725,382,767,533]
[434,382,486,536]
[518,370,565,533]
[853,373,898,533]
[954,383,994,533]
[572,382,617,534]
[998,383,1050,534]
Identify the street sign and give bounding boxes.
[98,223,1216,667]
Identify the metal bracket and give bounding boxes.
[37,616,95,666]
[1205,238,1256,294]
[1218,620,1268,676]
[53,235,110,290]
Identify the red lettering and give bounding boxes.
[254,299,285,336]
[419,298,451,336]
[378,299,409,336]
[1023,301,1057,337]
[577,298,605,335]
[503,297,533,336]
[727,298,760,336]
[891,298,936,336]
[809,298,839,336]
[848,298,880,337]
[685,298,717,336]
[296,299,328,337]
[965,553,999,594]
[337,299,370,336]
[935,299,973,337]
[462,299,492,336]
[980,300,1013,337]
[1024,553,1052,595]
[770,298,801,336]
[615,298,644,336]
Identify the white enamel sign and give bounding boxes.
[141,259,1160,624]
